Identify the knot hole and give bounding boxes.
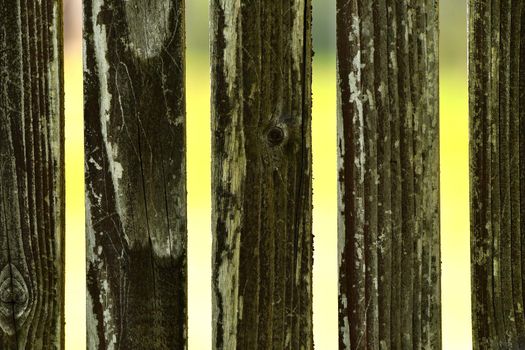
[267,126,286,146]
[0,264,30,335]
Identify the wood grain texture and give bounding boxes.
[210,0,313,348]
[83,0,187,348]
[0,0,65,348]
[337,0,440,348]
[469,0,525,348]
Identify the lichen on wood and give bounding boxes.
[337,0,441,348]
[0,0,65,348]
[469,0,525,348]
[210,0,313,349]
[83,0,187,348]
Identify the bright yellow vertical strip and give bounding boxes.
[64,44,86,349]
[186,51,212,349]
[440,1,472,349]
[311,0,338,347]
[186,2,212,349]
[440,71,472,349]
[312,53,338,349]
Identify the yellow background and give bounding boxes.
[63,0,470,348]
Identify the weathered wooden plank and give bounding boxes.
[337,0,440,348]
[83,0,187,348]
[210,0,313,348]
[469,0,525,348]
[0,0,65,348]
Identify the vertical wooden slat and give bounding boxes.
[0,0,65,348]
[373,1,392,347]
[83,0,187,348]
[210,0,313,348]
[337,0,440,348]
[469,0,525,348]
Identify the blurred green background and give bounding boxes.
[63,0,470,349]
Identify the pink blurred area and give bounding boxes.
[63,0,82,51]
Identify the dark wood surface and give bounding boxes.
[469,0,525,348]
[337,1,441,348]
[210,0,313,348]
[0,0,65,348]
[83,0,187,348]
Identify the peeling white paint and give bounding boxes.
[291,0,305,74]
[348,15,365,185]
[378,82,386,101]
[212,6,247,332]
[216,99,245,346]
[337,60,346,267]
[98,277,117,350]
[340,295,350,349]
[217,228,241,349]
[85,197,98,264]
[92,0,125,226]
[47,2,62,165]
[220,0,241,95]
[89,157,103,171]
[86,292,100,350]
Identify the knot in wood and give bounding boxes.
[0,264,30,335]
[266,126,286,146]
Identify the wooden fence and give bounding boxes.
[0,0,523,349]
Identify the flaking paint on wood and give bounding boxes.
[469,0,525,348]
[211,0,313,348]
[0,0,65,348]
[337,0,441,348]
[83,0,187,348]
